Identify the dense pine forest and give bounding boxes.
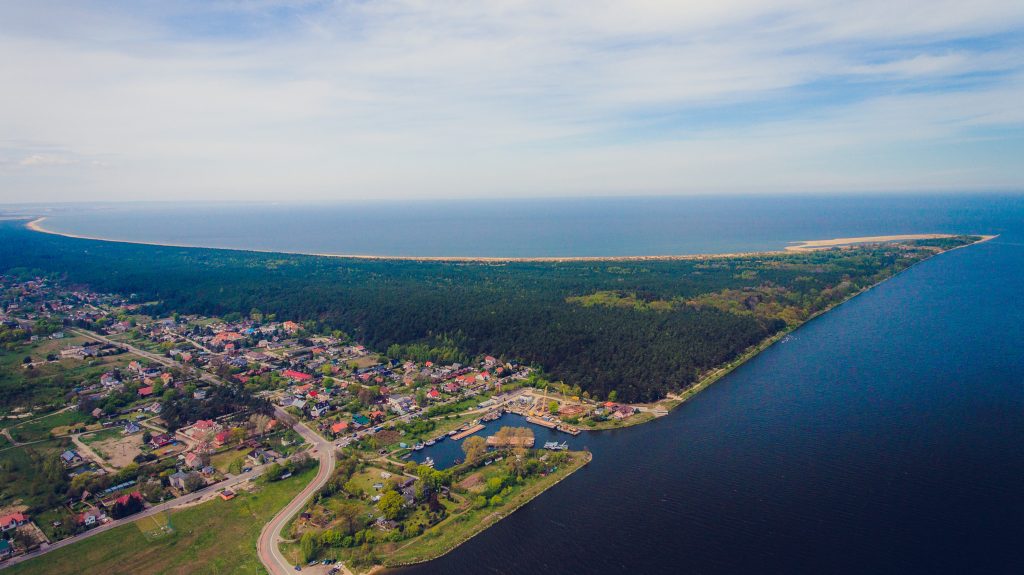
[0,221,976,402]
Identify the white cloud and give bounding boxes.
[0,0,1022,202]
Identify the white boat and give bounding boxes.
[425,439,436,446]
[424,457,435,467]
[413,443,425,451]
[543,441,568,451]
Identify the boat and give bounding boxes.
[425,439,436,446]
[424,457,435,468]
[435,435,446,441]
[543,441,568,451]
[413,443,425,451]
[447,430,458,436]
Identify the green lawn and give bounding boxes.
[9,410,90,442]
[80,426,125,446]
[7,468,317,575]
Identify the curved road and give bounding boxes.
[257,407,336,574]
[0,464,268,570]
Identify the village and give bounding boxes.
[0,274,652,569]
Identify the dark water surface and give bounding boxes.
[394,231,1024,573]
[24,193,1024,257]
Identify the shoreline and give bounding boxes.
[561,232,997,432]
[23,216,991,263]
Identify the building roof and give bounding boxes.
[0,512,26,525]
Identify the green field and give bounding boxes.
[6,468,316,575]
[8,409,90,443]
[0,438,69,512]
[0,335,137,414]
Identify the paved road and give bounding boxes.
[0,465,267,570]
[71,328,223,387]
[257,406,336,574]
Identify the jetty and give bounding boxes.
[451,424,485,441]
[526,416,557,429]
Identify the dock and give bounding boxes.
[451,424,485,441]
[526,416,557,429]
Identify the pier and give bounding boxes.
[526,416,558,429]
[451,424,485,441]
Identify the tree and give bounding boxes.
[142,431,152,444]
[489,495,503,507]
[300,531,318,562]
[250,413,271,437]
[549,400,560,414]
[183,473,204,493]
[377,489,404,520]
[462,436,486,463]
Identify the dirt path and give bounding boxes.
[71,433,116,473]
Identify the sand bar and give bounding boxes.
[23,217,993,263]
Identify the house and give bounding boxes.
[0,512,27,532]
[281,320,300,334]
[427,388,441,401]
[150,433,172,448]
[213,430,231,447]
[330,421,349,435]
[168,471,191,490]
[137,386,154,397]
[78,509,102,528]
[309,401,332,418]
[115,491,144,507]
[123,422,141,434]
[352,414,371,428]
[219,490,236,501]
[613,405,636,420]
[369,410,385,422]
[0,538,12,558]
[60,450,81,466]
[184,452,203,469]
[283,369,313,382]
[388,395,414,414]
[187,419,220,438]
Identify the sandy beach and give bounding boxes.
[24,217,992,263]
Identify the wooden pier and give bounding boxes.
[451,424,485,441]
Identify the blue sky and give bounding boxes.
[0,0,1022,202]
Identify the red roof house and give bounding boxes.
[283,369,313,382]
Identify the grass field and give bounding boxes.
[8,410,90,442]
[6,468,316,575]
[209,448,248,474]
[0,337,138,414]
[0,438,69,511]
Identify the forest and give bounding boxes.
[0,221,977,402]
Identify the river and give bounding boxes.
[392,224,1024,573]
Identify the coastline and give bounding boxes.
[567,232,997,431]
[8,218,998,574]
[24,216,990,263]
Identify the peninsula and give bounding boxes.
[0,218,992,573]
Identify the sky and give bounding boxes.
[0,0,1022,203]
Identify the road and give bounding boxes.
[0,464,268,570]
[257,407,336,574]
[70,328,223,387]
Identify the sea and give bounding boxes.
[10,194,1024,573]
